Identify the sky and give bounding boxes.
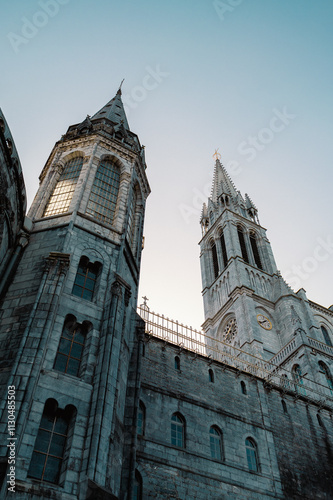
[1,0,333,329]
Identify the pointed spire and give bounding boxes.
[211,158,238,204]
[245,193,260,223]
[118,78,125,94]
[200,203,208,223]
[92,86,130,130]
[245,193,257,211]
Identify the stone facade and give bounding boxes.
[135,334,333,499]
[0,109,30,299]
[0,95,333,500]
[0,92,150,499]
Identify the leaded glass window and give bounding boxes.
[245,438,259,472]
[171,413,185,448]
[72,257,100,301]
[222,317,238,344]
[54,319,86,377]
[43,157,83,217]
[28,400,72,484]
[210,427,223,460]
[86,159,120,225]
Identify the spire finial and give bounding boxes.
[117,78,125,95]
[213,148,221,161]
[142,296,149,307]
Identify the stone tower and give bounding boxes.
[199,156,333,397]
[0,88,150,499]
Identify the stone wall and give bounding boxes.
[136,335,333,499]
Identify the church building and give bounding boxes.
[0,89,333,499]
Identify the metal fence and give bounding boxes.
[137,305,333,409]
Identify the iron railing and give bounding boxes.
[137,305,333,409]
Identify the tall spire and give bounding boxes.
[92,85,130,130]
[211,157,238,204]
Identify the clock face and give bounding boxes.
[222,318,238,343]
[257,314,272,330]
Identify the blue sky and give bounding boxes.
[1,0,333,328]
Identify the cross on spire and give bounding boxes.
[142,296,149,306]
[213,148,221,161]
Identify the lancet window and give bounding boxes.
[43,156,83,217]
[86,158,120,225]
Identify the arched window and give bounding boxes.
[133,470,142,500]
[249,232,263,270]
[210,426,223,460]
[211,241,219,279]
[171,413,185,448]
[237,226,249,263]
[220,232,228,269]
[292,365,306,395]
[321,326,332,347]
[86,158,120,225]
[43,156,83,217]
[137,401,145,436]
[127,186,138,252]
[72,256,101,301]
[281,400,287,413]
[319,361,333,394]
[245,438,259,472]
[54,317,88,377]
[209,369,214,383]
[28,399,75,484]
[241,381,247,395]
[174,356,180,370]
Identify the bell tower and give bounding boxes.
[0,87,150,498]
[199,155,299,360]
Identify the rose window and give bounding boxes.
[222,318,238,343]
